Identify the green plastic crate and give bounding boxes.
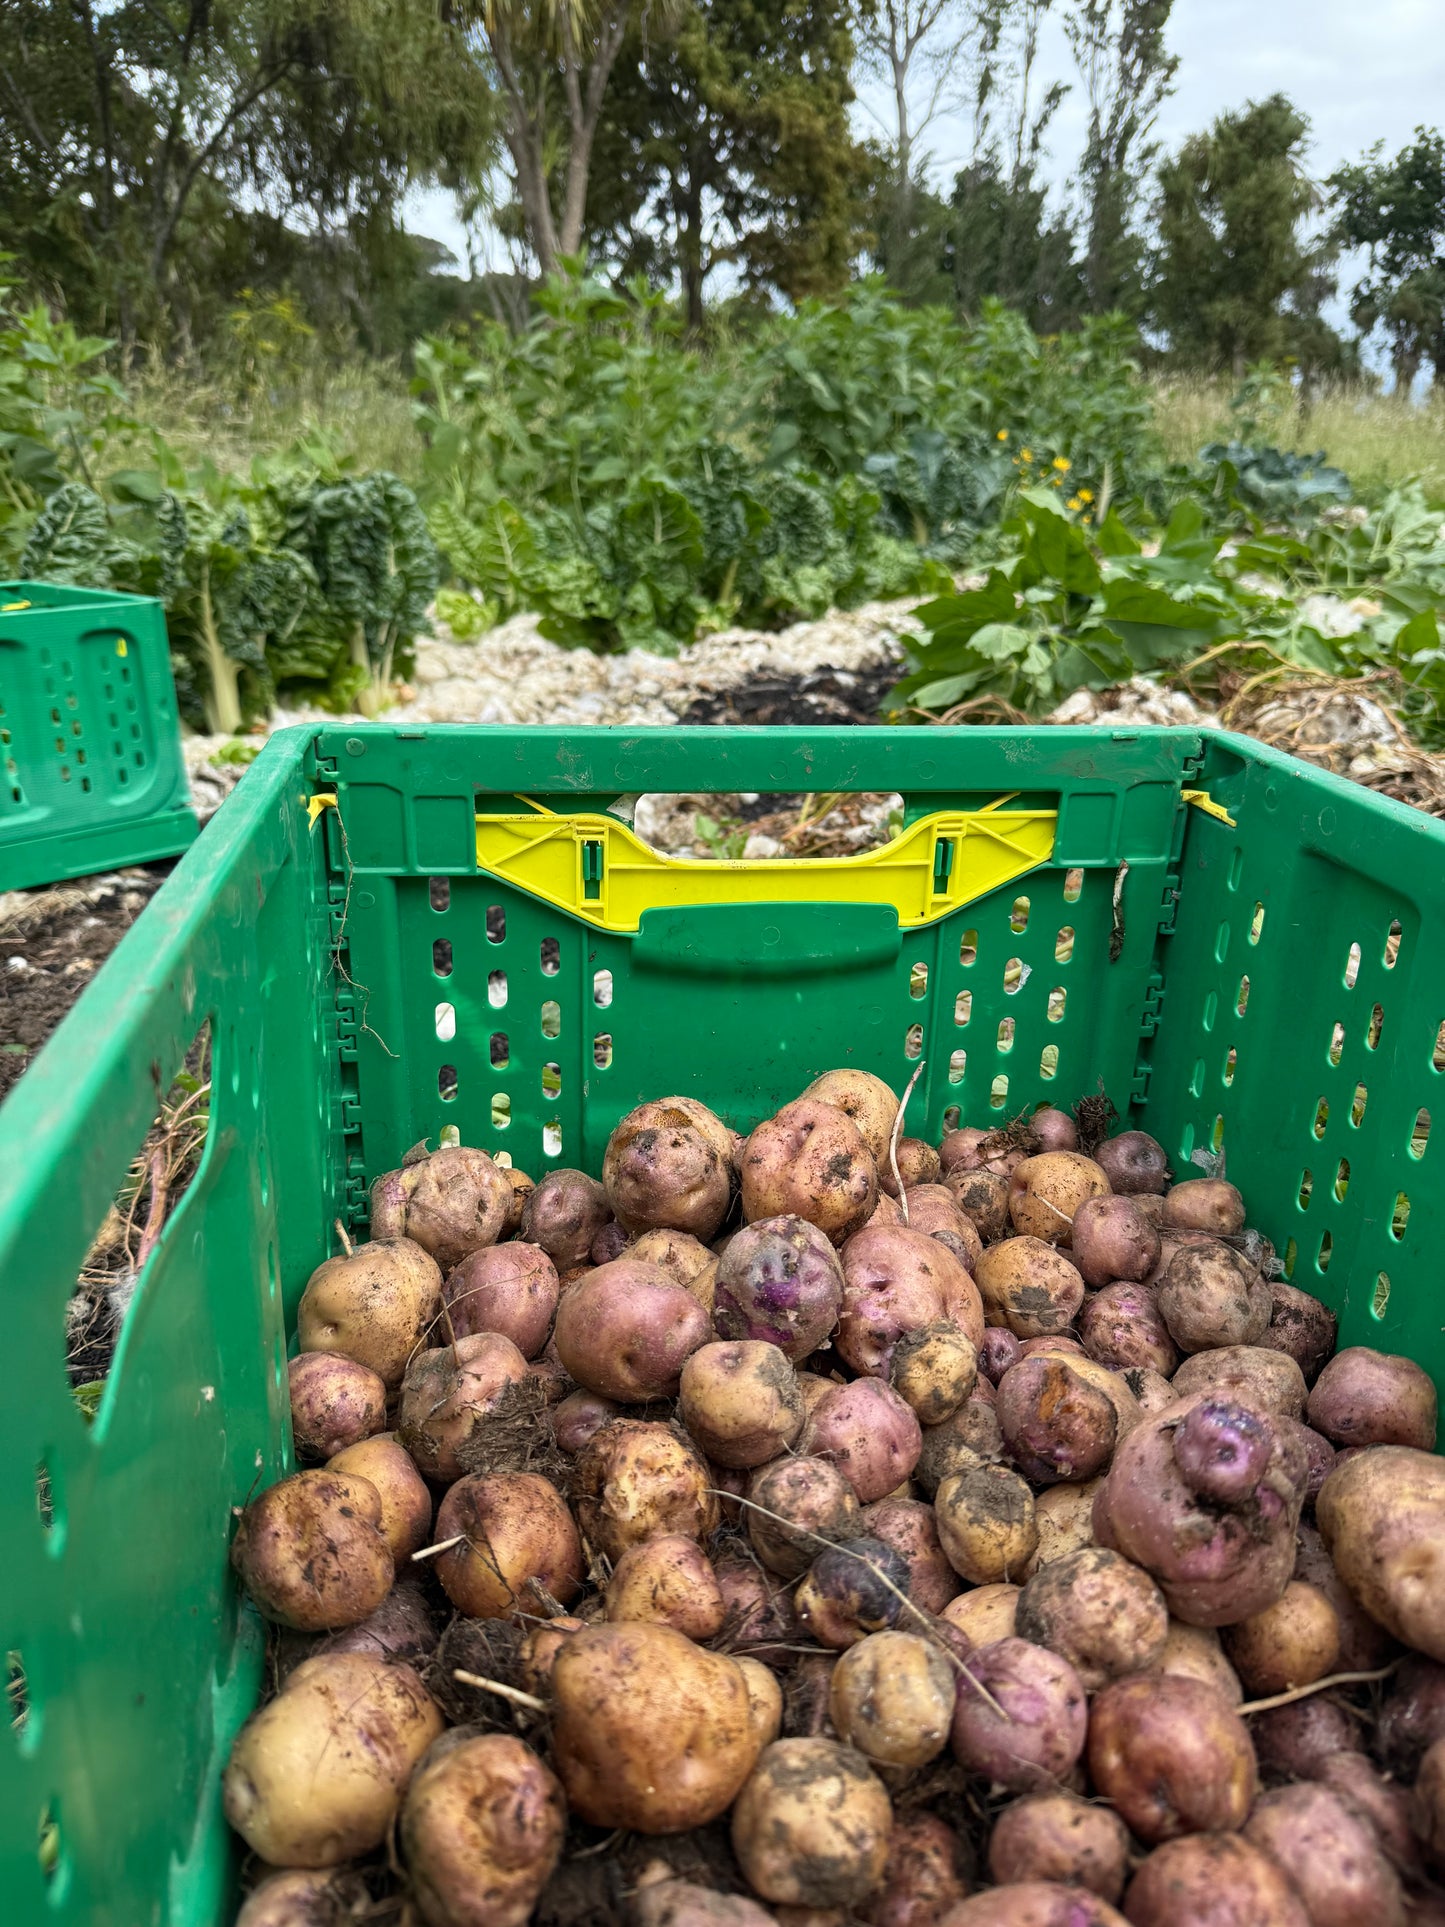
[0,581,198,892]
[2,721,1443,1924]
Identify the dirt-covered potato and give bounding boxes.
[521,1169,612,1271]
[326,1434,431,1565]
[837,1224,982,1374]
[1007,1153,1109,1245]
[604,1533,726,1640]
[232,1470,393,1630]
[935,1462,1038,1584]
[881,1136,943,1196]
[914,1388,1005,1496]
[746,1454,862,1578]
[235,1870,358,1927]
[803,1377,923,1502]
[979,1326,1023,1382]
[603,1098,735,1240]
[941,1125,1014,1175]
[1123,1835,1309,1927]
[442,1241,559,1358]
[1259,1278,1338,1385]
[1093,1394,1307,1626]
[713,1214,847,1359]
[714,1554,800,1667]
[1251,1694,1357,1778]
[397,1332,529,1481]
[1078,1282,1178,1376]
[1087,1672,1257,1844]
[1316,1446,1445,1660]
[902,1186,985,1265]
[1316,1752,1422,1880]
[1221,1580,1339,1695]
[288,1352,387,1462]
[553,1258,711,1402]
[862,1496,960,1613]
[551,1387,622,1453]
[1173,1345,1306,1419]
[573,1418,719,1562]
[949,1636,1088,1791]
[677,1339,804,1468]
[946,1166,1013,1243]
[940,1583,1019,1647]
[402,1732,566,1927]
[1070,1195,1160,1288]
[1157,1242,1271,1353]
[735,1653,785,1753]
[868,1813,972,1927]
[1162,1177,1246,1235]
[297,1237,443,1390]
[552,1624,765,1831]
[1151,1620,1242,1704]
[938,1885,1128,1926]
[1095,1129,1169,1196]
[433,1471,583,1618]
[987,1793,1130,1904]
[1378,1656,1445,1778]
[794,1536,910,1649]
[890,1322,979,1426]
[1015,1546,1168,1690]
[629,1226,718,1309]
[1307,1347,1438,1450]
[287,1579,439,1676]
[516,1617,586,1696]
[741,1100,879,1244]
[996,1354,1119,1485]
[1245,1782,1406,1927]
[974,1239,1085,1339]
[803,1068,901,1164]
[731,1737,893,1906]
[829,1630,956,1767]
[632,1881,776,1927]
[223,1653,442,1866]
[499,1162,534,1237]
[1020,1480,1099,1579]
[370,1146,513,1269]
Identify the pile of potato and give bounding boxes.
[223,1074,1445,1927]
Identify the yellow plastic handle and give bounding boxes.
[474,801,1058,934]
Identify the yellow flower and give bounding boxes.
[996,429,1009,442]
[1067,497,1083,512]
[1020,448,1033,463]
[1052,456,1071,472]
[1078,488,1094,504]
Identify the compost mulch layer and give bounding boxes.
[676,659,902,726]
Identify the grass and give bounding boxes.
[1151,375,1445,499]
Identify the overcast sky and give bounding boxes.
[406,0,1445,291]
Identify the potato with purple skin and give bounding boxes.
[1316,1752,1423,1880]
[232,1470,393,1630]
[882,1136,943,1196]
[830,1631,956,1766]
[1316,1446,1445,1661]
[804,1377,923,1502]
[795,1536,912,1649]
[370,1145,512,1270]
[949,1637,1087,1791]
[1008,1153,1110,1245]
[715,1554,800,1666]
[1016,1546,1168,1690]
[1093,1394,1308,1626]
[802,1068,900,1164]
[442,1242,558,1357]
[288,1353,387,1462]
[713,1215,846,1360]
[836,1225,949,1374]
[741,1100,879,1244]
[1307,1347,1438,1450]
[603,1098,735,1241]
[1245,1782,1406,1927]
[679,1339,804,1468]
[1378,1656,1445,1778]
[1163,1177,1246,1234]
[1413,1737,1445,1870]
[280,1579,439,1677]
[1259,1278,1337,1384]
[1031,1107,1079,1152]
[1158,1243,1271,1353]
[433,1471,583,1619]
[940,1886,1128,1926]
[1078,1282,1177,1376]
[863,1496,960,1612]
[297,1237,443,1390]
[935,1462,1037,1584]
[1251,1695,1358,1779]
[402,1732,566,1927]
[1088,1672,1257,1844]
[521,1169,611,1271]
[868,1813,973,1927]
[996,1355,1119,1486]
[604,1533,725,1640]
[573,1418,719,1562]
[979,1326,1023,1382]
[1095,1129,1169,1196]
[746,1454,862,1578]
[235,1870,356,1927]
[633,1882,777,1927]
[551,1388,621,1453]
[1070,1196,1161,1288]
[1123,1835,1310,1927]
[553,1259,711,1402]
[988,1794,1130,1904]
[326,1434,431,1565]
[1221,1580,1339,1695]
[1173,1346,1306,1420]
[891,1321,979,1426]
[397,1332,529,1482]
[974,1239,1085,1339]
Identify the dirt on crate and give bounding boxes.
[0,867,170,1103]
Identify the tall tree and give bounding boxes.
[855,0,973,289]
[1152,94,1332,374]
[1331,129,1445,393]
[584,0,871,328]
[1064,0,1176,313]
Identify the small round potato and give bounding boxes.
[553,1259,711,1402]
[433,1471,583,1619]
[1015,1546,1168,1690]
[740,1100,879,1244]
[713,1214,847,1359]
[396,1332,529,1482]
[521,1169,611,1270]
[604,1533,726,1640]
[1162,1177,1246,1234]
[1123,1835,1310,1927]
[794,1536,911,1649]
[883,1136,943,1196]
[802,1068,901,1164]
[996,1354,1118,1485]
[829,1631,956,1767]
[803,1377,923,1502]
[939,1582,1020,1648]
[327,1434,432,1564]
[731,1738,893,1906]
[988,1793,1130,1903]
[935,1462,1038,1584]
[974,1239,1085,1338]
[949,1637,1088,1791]
[1096,1129,1169,1196]
[297,1237,443,1390]
[862,1495,960,1613]
[370,1146,512,1269]
[442,1241,559,1358]
[1008,1152,1110,1245]
[232,1470,393,1631]
[1021,1479,1099,1578]
[890,1321,979,1426]
[1087,1671,1256,1844]
[1260,1278,1337,1384]
[1079,1282,1178,1376]
[1222,1579,1340,1695]
[1070,1194,1161,1287]
[914,1388,1004,1496]
[1307,1346,1438,1450]
[573,1418,719,1562]
[288,1352,387,1462]
[603,1098,735,1240]
[946,1166,1013,1242]
[679,1339,805,1468]
[402,1732,566,1927]
[714,1555,800,1667]
[868,1812,972,1927]
[746,1454,862,1579]
[1150,1620,1242,1704]
[1157,1242,1271,1353]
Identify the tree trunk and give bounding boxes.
[680,158,705,334]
